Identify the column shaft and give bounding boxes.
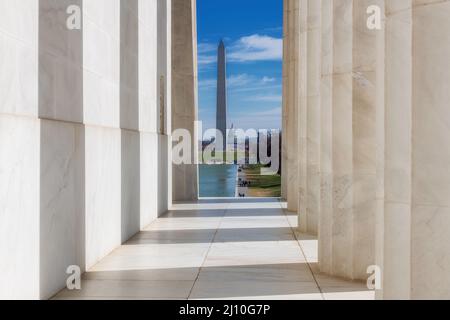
[351,0,380,279]
[410,0,450,299]
[297,0,308,229]
[378,0,412,299]
[318,0,333,274]
[286,0,299,212]
[330,0,354,279]
[302,0,321,234]
[171,0,198,201]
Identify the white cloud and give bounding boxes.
[245,94,282,103]
[197,42,217,70]
[227,74,253,88]
[198,78,216,89]
[199,74,252,90]
[228,34,282,62]
[197,43,216,54]
[261,76,276,84]
[257,106,282,116]
[199,74,278,91]
[198,34,282,68]
[198,55,216,65]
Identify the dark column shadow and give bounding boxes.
[120,0,141,243]
[54,263,371,300]
[126,227,296,244]
[38,0,85,299]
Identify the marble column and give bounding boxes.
[318,0,333,274]
[318,0,382,281]
[157,0,172,215]
[328,0,354,279]
[139,0,160,229]
[296,0,307,230]
[120,0,141,243]
[0,0,171,300]
[0,0,85,299]
[410,0,450,299]
[1,1,38,299]
[83,0,122,269]
[351,0,382,280]
[374,0,386,300]
[286,0,299,212]
[281,0,289,200]
[301,0,321,235]
[39,0,86,298]
[171,0,198,201]
[379,0,450,299]
[376,0,412,300]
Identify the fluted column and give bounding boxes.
[139,0,161,229]
[157,0,172,215]
[300,0,321,234]
[377,0,412,300]
[318,0,333,274]
[285,0,299,212]
[379,0,450,299]
[317,0,383,281]
[328,0,354,278]
[374,0,386,300]
[410,0,450,299]
[171,0,198,201]
[281,0,289,200]
[297,0,307,227]
[351,0,382,280]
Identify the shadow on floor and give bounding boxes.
[53,199,373,300]
[54,262,371,300]
[127,227,296,244]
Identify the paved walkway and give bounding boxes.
[54,199,374,300]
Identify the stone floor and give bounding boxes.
[54,199,374,300]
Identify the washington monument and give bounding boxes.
[216,40,227,151]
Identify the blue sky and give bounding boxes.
[197,0,283,134]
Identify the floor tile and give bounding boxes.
[53,279,194,299]
[214,227,295,242]
[53,199,374,300]
[196,263,315,283]
[83,268,200,281]
[189,280,322,300]
[203,241,307,267]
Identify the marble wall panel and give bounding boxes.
[39,120,85,299]
[0,115,40,299]
[85,126,121,269]
[121,130,140,242]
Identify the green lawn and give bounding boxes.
[242,164,281,197]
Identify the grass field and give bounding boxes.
[242,164,281,198]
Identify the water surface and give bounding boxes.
[199,164,237,198]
